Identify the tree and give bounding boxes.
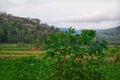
[0,26,8,43]
[43,27,108,80]
[81,30,96,45]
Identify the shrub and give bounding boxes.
[43,27,108,80]
[32,39,41,50]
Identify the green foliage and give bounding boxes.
[107,45,120,63]
[0,56,56,80]
[104,63,120,80]
[0,57,119,80]
[108,45,119,56]
[43,27,108,80]
[32,39,41,50]
[0,12,61,43]
[81,30,96,45]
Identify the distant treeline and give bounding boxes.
[0,11,61,43]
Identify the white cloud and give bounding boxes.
[0,0,120,29]
[56,12,120,23]
[0,0,28,4]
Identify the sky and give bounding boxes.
[0,0,120,29]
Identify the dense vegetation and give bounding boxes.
[0,28,120,80]
[42,28,109,80]
[0,11,61,43]
[0,56,120,80]
[0,11,120,80]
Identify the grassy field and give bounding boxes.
[0,44,120,80]
[0,43,32,51]
[0,56,54,80]
[0,44,44,59]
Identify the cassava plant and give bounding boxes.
[43,27,108,80]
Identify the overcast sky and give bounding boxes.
[0,0,120,29]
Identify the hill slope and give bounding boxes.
[0,12,60,43]
[96,26,120,45]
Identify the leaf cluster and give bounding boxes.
[43,27,108,80]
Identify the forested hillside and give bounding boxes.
[0,11,119,45]
[0,12,61,43]
[96,26,120,45]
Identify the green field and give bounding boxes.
[0,43,32,51]
[0,44,120,80]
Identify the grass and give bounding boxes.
[0,43,32,51]
[0,57,46,80]
[0,51,44,59]
[0,56,56,80]
[0,44,120,80]
[0,44,44,59]
[0,56,120,80]
[104,63,120,80]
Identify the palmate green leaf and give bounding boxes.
[67,27,76,35]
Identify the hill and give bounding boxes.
[96,26,120,45]
[0,11,61,43]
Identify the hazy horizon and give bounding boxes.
[0,0,120,29]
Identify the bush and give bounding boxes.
[107,45,120,63]
[43,27,108,80]
[32,39,41,50]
